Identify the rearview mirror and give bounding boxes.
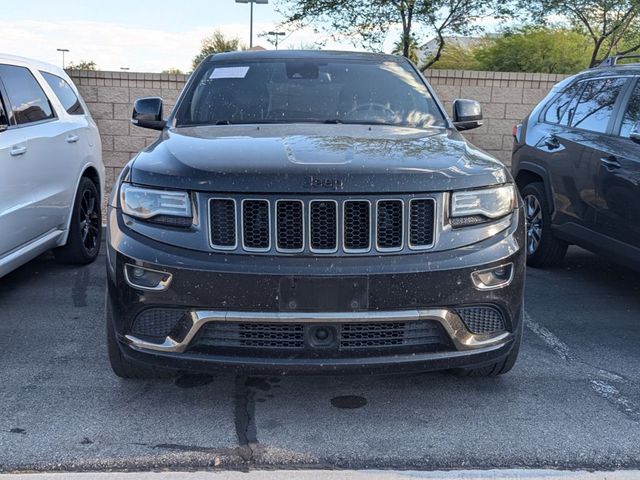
[452,99,483,131]
[630,122,640,145]
[132,97,166,131]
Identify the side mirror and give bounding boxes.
[630,122,640,145]
[132,97,166,131]
[0,123,8,133]
[452,99,483,131]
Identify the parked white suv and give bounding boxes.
[0,54,104,277]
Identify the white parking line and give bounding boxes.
[590,380,640,422]
[2,470,640,480]
[525,311,639,422]
[524,312,573,361]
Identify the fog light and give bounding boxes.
[124,264,172,291]
[471,263,514,290]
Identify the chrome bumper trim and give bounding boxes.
[124,308,511,354]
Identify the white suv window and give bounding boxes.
[0,91,9,127]
[0,64,55,125]
[41,71,84,115]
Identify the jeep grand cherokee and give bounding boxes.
[106,51,525,378]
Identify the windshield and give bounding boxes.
[175,58,447,129]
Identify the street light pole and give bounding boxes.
[250,1,254,48]
[267,31,286,50]
[235,0,268,49]
[56,48,69,69]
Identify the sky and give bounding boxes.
[3,0,394,73]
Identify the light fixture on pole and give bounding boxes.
[56,48,69,69]
[235,0,268,48]
[267,31,286,50]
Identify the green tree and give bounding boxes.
[427,41,484,70]
[516,0,640,66]
[67,60,97,70]
[392,34,420,64]
[276,0,499,67]
[475,27,592,73]
[192,31,245,70]
[162,68,185,75]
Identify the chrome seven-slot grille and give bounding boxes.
[208,196,436,255]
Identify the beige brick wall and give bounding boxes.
[68,69,568,199]
[68,70,189,199]
[424,69,569,164]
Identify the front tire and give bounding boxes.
[521,182,567,268]
[54,177,102,264]
[452,321,523,377]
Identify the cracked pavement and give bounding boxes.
[0,246,639,473]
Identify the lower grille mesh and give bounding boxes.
[340,322,444,349]
[457,306,506,334]
[190,320,450,355]
[131,308,186,339]
[195,323,305,349]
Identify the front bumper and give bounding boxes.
[106,205,526,374]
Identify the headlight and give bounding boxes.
[120,183,192,221]
[450,185,515,227]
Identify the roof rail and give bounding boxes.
[599,53,640,67]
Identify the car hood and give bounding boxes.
[130,124,510,193]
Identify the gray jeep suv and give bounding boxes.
[105,51,526,378]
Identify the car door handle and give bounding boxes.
[10,145,27,156]
[600,155,621,169]
[544,136,560,149]
[66,134,80,143]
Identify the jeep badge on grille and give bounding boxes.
[308,176,344,190]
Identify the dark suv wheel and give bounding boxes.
[521,182,567,268]
[54,177,102,264]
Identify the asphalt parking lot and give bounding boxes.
[0,245,639,473]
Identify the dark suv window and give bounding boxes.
[619,81,640,138]
[176,58,446,129]
[0,64,54,125]
[41,71,84,115]
[544,82,583,125]
[570,77,627,133]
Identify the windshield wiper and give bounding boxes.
[339,120,401,127]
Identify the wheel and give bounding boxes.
[452,321,523,377]
[521,182,567,268]
[106,295,172,379]
[54,177,102,264]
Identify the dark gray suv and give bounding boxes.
[512,54,640,270]
[106,51,525,378]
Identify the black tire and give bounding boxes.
[106,296,172,379]
[54,177,102,264]
[521,182,567,268]
[452,322,523,377]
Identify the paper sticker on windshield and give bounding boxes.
[210,66,249,79]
